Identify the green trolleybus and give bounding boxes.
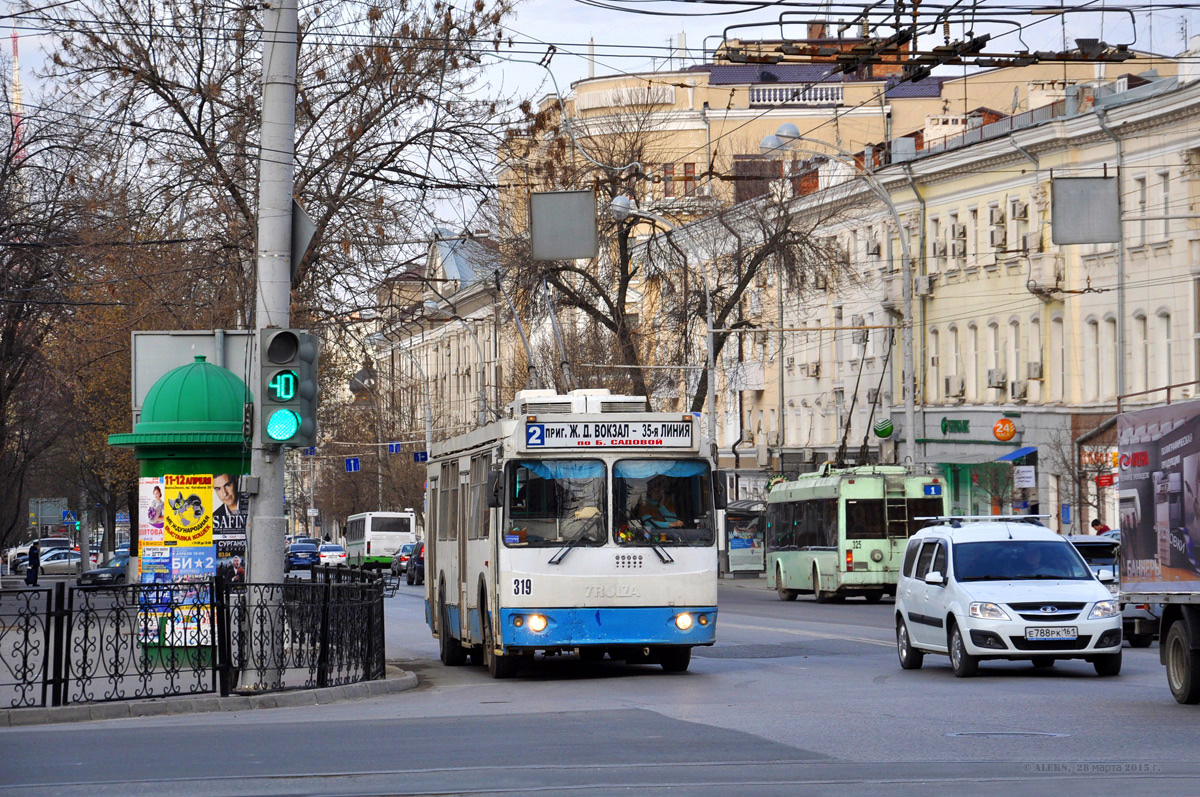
[345,510,418,569]
[766,465,948,602]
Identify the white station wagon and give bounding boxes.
[895,518,1123,678]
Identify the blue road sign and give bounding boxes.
[413,451,428,463]
[116,512,130,523]
[302,447,316,456]
[1061,504,1071,524]
[388,442,402,454]
[62,510,76,522]
[345,457,361,473]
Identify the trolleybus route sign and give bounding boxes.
[524,421,694,449]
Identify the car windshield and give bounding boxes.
[505,460,606,547]
[289,544,317,553]
[954,540,1093,581]
[319,545,344,552]
[103,554,129,568]
[399,544,415,554]
[614,460,714,546]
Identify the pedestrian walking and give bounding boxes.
[25,542,40,587]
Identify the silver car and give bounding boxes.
[1067,535,1158,648]
[28,548,82,575]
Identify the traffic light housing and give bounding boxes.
[260,329,319,447]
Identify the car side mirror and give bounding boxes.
[1097,568,1116,583]
[712,471,728,511]
[486,468,504,509]
[924,571,945,586]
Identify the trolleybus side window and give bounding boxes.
[614,460,714,546]
[504,460,605,547]
[469,455,490,540]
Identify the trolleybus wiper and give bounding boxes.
[649,543,674,564]
[548,519,599,565]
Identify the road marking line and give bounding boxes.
[720,620,893,648]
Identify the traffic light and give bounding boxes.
[260,329,319,447]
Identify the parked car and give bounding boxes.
[35,549,83,576]
[318,544,347,565]
[406,541,425,585]
[1067,534,1158,648]
[284,543,319,573]
[79,554,131,586]
[391,543,417,577]
[895,519,1123,677]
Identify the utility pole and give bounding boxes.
[248,0,297,584]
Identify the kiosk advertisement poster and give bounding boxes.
[212,473,248,581]
[162,474,213,547]
[139,476,165,545]
[137,546,172,643]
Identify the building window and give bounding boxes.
[1136,313,1149,394]
[664,164,675,198]
[988,322,1000,373]
[968,207,979,265]
[1135,176,1147,245]
[1160,170,1171,239]
[1159,311,1173,392]
[683,163,695,196]
[1087,320,1101,401]
[1008,320,1021,392]
[1104,317,1117,400]
[929,328,940,401]
[967,324,979,400]
[949,327,961,377]
[1051,316,1065,401]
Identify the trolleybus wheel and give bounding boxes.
[483,604,517,679]
[438,586,467,667]
[658,646,691,673]
[813,566,833,604]
[1166,621,1200,703]
[776,566,798,601]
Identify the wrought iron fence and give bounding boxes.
[0,569,384,709]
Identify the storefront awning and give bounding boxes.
[995,446,1037,462]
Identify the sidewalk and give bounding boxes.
[0,664,417,727]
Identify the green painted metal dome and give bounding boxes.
[109,356,252,447]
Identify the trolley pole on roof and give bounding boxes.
[248,0,298,585]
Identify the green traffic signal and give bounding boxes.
[266,408,302,441]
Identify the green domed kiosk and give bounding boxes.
[109,355,252,576]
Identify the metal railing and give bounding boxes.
[0,570,384,709]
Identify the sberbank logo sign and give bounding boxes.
[941,418,969,435]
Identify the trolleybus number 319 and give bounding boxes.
[514,578,533,596]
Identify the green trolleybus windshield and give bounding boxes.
[506,460,607,547]
[503,459,714,547]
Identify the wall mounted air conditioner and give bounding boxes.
[944,375,966,398]
[989,228,1007,250]
[950,240,967,258]
[915,275,934,296]
[951,223,967,239]
[1027,361,1044,380]
[867,240,882,256]
[989,207,1006,226]
[1010,380,1028,400]
[1023,232,1043,253]
[987,368,1007,389]
[931,241,948,258]
[1011,201,1029,221]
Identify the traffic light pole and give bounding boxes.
[248,0,297,586]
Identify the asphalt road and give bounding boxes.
[4,577,1200,796]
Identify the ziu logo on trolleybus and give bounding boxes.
[525,421,693,449]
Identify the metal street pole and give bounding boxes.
[248,0,297,584]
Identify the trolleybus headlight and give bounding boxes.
[698,614,710,626]
[528,614,548,633]
[513,616,524,627]
[675,613,693,631]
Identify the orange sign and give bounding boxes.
[993,418,1016,442]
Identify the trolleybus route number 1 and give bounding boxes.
[525,421,692,448]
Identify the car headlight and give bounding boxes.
[95,572,114,580]
[1089,600,1120,619]
[968,602,1011,621]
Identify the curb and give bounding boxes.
[0,667,418,728]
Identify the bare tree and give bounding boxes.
[1043,415,1117,527]
[26,0,521,323]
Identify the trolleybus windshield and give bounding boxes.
[614,459,714,546]
[505,460,606,547]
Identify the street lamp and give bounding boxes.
[608,197,718,465]
[759,123,918,467]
